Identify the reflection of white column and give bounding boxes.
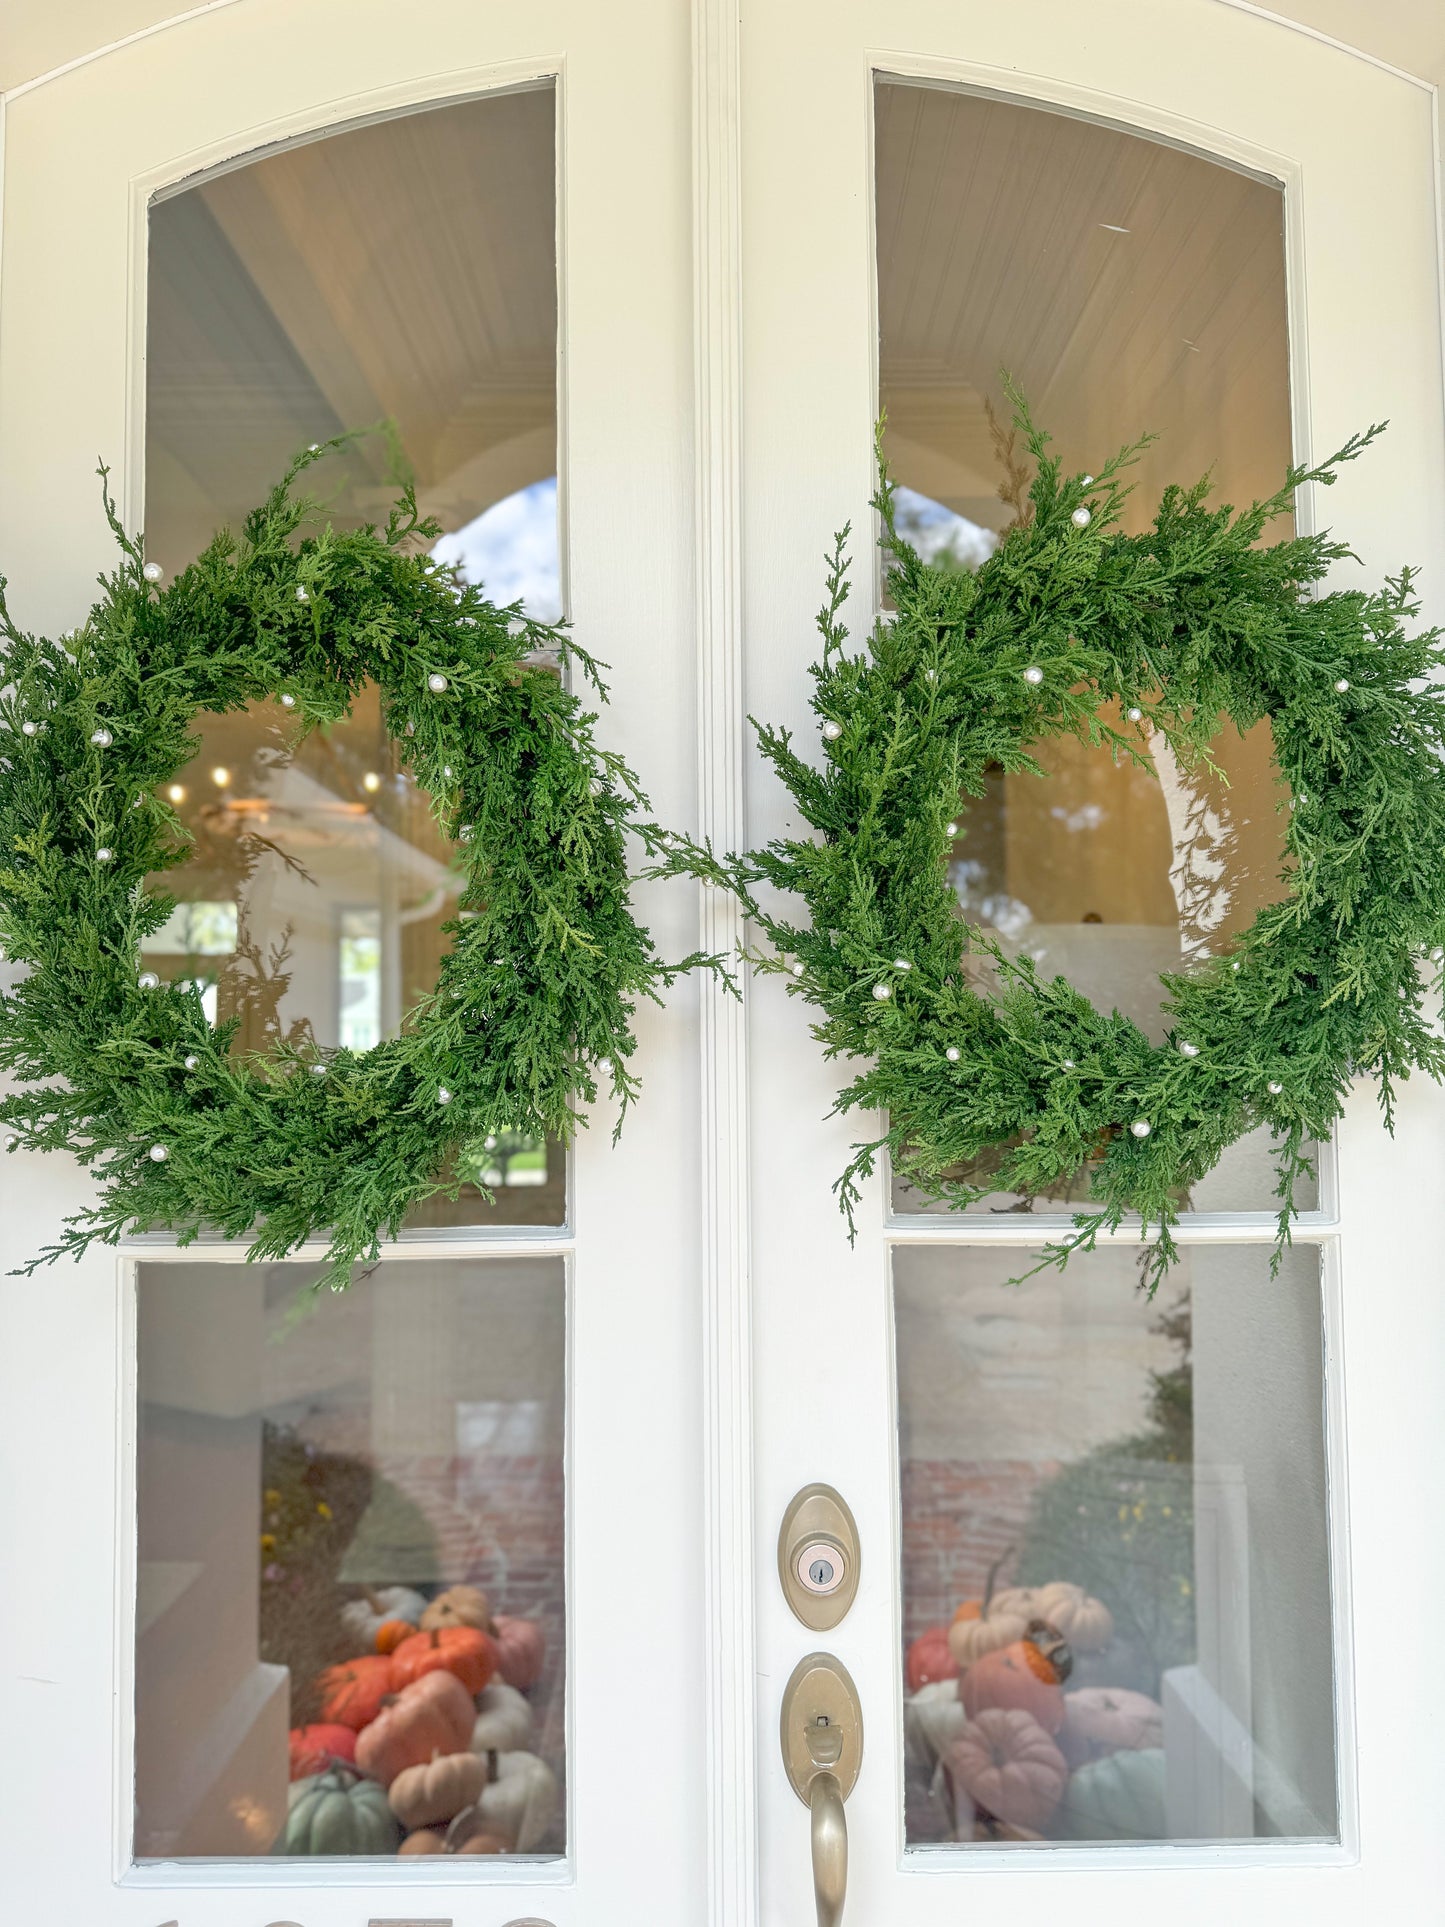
[371,1263,458,1460]
[379,817,403,1040]
[1163,1463,1254,1838]
[135,1266,288,1856]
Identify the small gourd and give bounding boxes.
[339,1585,427,1647]
[476,1751,559,1852]
[277,1764,400,1856]
[420,1584,492,1633]
[375,1617,416,1656]
[1032,1581,1115,1654]
[388,1748,488,1831]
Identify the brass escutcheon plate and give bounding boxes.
[779,1651,864,1804]
[777,1483,860,1630]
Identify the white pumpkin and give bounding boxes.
[476,1751,559,1853]
[1032,1581,1115,1654]
[471,1682,535,1757]
[340,1585,427,1647]
[905,1679,967,1779]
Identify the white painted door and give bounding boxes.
[0,5,708,1924]
[739,2,1445,1921]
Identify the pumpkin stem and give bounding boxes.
[362,1585,388,1613]
[982,1546,1014,1616]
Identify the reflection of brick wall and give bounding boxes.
[901,1458,1061,1644]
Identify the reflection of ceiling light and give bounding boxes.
[211,766,231,788]
[362,771,382,793]
[166,783,186,803]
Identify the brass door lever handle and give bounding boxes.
[780,1655,863,1927]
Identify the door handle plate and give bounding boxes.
[779,1651,863,1803]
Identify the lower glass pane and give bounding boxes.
[134,1258,565,1860]
[896,1243,1337,1848]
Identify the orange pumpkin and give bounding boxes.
[959,1639,1066,1734]
[951,1599,982,1624]
[354,1671,475,1787]
[491,1615,545,1692]
[315,1654,395,1732]
[391,1625,497,1697]
[420,1585,492,1633]
[375,1618,415,1656]
[288,1723,357,1780]
[946,1707,1068,1831]
[906,1626,959,1693]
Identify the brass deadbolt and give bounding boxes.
[778,1484,860,1630]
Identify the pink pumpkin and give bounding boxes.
[288,1722,357,1780]
[906,1626,959,1693]
[1058,1688,1164,1770]
[354,1671,475,1788]
[491,1615,545,1692]
[946,1707,1068,1832]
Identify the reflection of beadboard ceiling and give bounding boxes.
[146,86,557,569]
[875,81,1293,532]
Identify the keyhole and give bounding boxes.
[809,1557,835,1588]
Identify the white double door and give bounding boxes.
[1,1,1443,1923]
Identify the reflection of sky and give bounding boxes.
[892,485,998,571]
[432,476,562,623]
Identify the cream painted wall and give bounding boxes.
[2,0,1444,97]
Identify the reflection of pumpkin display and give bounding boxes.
[288,1723,357,1780]
[375,1618,415,1656]
[472,1681,536,1757]
[491,1615,546,1691]
[339,1585,427,1649]
[420,1585,492,1633]
[316,1655,395,1732]
[905,1680,967,1780]
[475,1751,561,1853]
[391,1625,497,1697]
[906,1626,959,1692]
[278,1765,400,1856]
[388,1750,489,1831]
[1054,1747,1168,1841]
[959,1634,1067,1734]
[354,1671,476,1787]
[948,1607,1028,1670]
[945,1708,1068,1832]
[1058,1688,1164,1770]
[1033,1582,1115,1655]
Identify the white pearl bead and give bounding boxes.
[308,443,321,453]
[924,667,938,682]
[1267,1080,1284,1095]
[183,1054,199,1071]
[1231,960,1242,972]
[790,961,805,977]
[295,585,309,602]
[1178,1041,1200,1058]
[96,847,114,864]
[1127,707,1143,723]
[279,693,297,709]
[1081,475,1094,486]
[1023,666,1044,685]
[311,1062,327,1075]
[142,561,163,583]
[484,1134,498,1150]
[1130,1118,1152,1138]
[1071,507,1092,529]
[427,673,450,693]
[1334,678,1350,693]
[945,1046,961,1062]
[4,1135,16,1152]
[442,765,453,780]
[893,958,912,971]
[821,720,842,741]
[872,983,892,1001]
[1062,1058,1075,1070]
[458,824,473,842]
[21,720,39,737]
[137,971,159,989]
[90,727,113,748]
[148,1144,168,1162]
[946,822,959,837]
[436,1086,453,1104]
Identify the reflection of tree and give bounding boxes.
[1153,738,1243,966]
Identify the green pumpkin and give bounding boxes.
[278,1765,400,1857]
[1055,1747,1167,1842]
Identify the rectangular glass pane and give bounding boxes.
[144,86,563,1226]
[896,1243,1337,1848]
[875,78,1315,1215]
[135,1257,565,1861]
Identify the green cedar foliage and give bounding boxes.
[678,395,1445,1287]
[0,441,710,1288]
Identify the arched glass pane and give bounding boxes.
[143,87,563,1228]
[876,78,1314,1214]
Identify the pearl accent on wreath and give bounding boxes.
[1178,1040,1200,1057]
[311,1062,327,1075]
[872,982,893,1001]
[441,765,453,780]
[945,1046,961,1062]
[458,824,473,841]
[96,846,114,864]
[427,672,450,693]
[90,727,113,747]
[148,1144,169,1162]
[1231,960,1242,972]
[142,561,163,583]
[1082,475,1094,486]
[308,443,321,452]
[1267,1079,1284,1095]
[4,1135,16,1152]
[184,1054,199,1071]
[436,1086,453,1104]
[1130,1118,1152,1138]
[1334,678,1350,693]
[1023,666,1045,685]
[1127,707,1143,722]
[893,958,912,971]
[20,721,40,737]
[946,821,959,837]
[821,719,842,740]
[1071,507,1092,529]
[790,961,804,977]
[137,971,159,990]
[296,585,309,602]
[1062,1058,1075,1070]
[279,693,297,709]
